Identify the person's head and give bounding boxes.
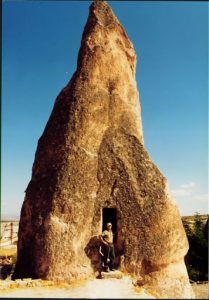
[106,222,112,230]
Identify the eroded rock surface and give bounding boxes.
[13,1,194,298]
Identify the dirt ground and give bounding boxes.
[0,278,207,298]
[192,283,208,299]
[0,276,153,298]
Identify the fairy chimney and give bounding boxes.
[13,1,194,298]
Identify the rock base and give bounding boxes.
[100,270,123,279]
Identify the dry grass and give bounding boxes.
[0,247,17,257]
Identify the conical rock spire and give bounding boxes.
[13,2,194,298]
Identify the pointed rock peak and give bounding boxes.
[13,2,193,298]
[77,0,136,79]
[89,0,119,27]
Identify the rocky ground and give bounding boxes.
[0,275,207,298]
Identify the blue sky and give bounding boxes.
[2,1,208,218]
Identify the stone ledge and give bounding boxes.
[101,270,123,279]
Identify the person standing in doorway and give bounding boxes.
[100,222,115,271]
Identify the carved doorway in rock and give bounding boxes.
[102,208,117,237]
[102,207,123,269]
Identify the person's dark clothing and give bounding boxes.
[101,243,115,270]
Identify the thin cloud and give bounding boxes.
[169,181,208,215]
[180,182,196,189]
[192,193,208,202]
[171,181,196,197]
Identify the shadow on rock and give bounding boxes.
[85,236,102,275]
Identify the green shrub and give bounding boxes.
[183,213,208,282]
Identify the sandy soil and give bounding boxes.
[192,283,208,299]
[0,278,208,299]
[0,276,154,298]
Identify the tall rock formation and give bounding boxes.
[13,1,194,298]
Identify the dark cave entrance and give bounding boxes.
[102,208,117,234]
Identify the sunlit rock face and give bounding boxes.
[13,1,194,298]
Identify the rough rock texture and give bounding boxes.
[13,1,194,298]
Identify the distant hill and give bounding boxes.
[1,215,20,222]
